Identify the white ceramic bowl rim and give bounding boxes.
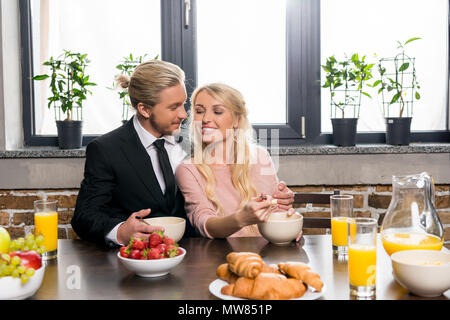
[144,217,186,225]
[266,212,303,221]
[391,249,450,267]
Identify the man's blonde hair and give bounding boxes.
[116,60,185,108]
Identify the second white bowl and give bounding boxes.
[258,211,303,245]
[391,249,450,297]
[144,217,186,242]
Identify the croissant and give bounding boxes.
[216,263,239,284]
[278,262,324,292]
[261,263,282,274]
[221,273,306,300]
[226,252,263,279]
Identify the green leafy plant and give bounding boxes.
[32,50,96,121]
[322,54,374,118]
[111,53,159,121]
[372,37,421,118]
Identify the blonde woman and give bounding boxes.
[175,83,295,238]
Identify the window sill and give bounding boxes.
[0,143,449,159]
[269,143,450,155]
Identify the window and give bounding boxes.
[321,0,448,133]
[20,0,449,146]
[30,0,161,136]
[196,0,286,125]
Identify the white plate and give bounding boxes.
[209,278,326,300]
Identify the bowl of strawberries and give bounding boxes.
[117,231,186,277]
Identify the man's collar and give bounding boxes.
[133,116,176,149]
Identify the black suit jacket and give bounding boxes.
[71,117,198,246]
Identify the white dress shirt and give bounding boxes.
[105,116,187,245]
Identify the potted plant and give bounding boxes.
[372,37,421,145]
[33,50,96,149]
[322,54,374,146]
[111,53,159,125]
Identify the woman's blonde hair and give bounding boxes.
[189,83,258,217]
[116,60,185,109]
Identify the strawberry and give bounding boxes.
[129,249,141,260]
[163,237,175,246]
[165,244,178,258]
[149,232,163,247]
[148,248,162,260]
[131,238,145,250]
[140,249,149,260]
[120,246,130,258]
[176,248,183,256]
[155,243,167,254]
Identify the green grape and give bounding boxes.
[25,268,35,277]
[25,233,35,242]
[16,238,25,250]
[4,265,13,276]
[11,269,20,278]
[1,254,10,263]
[23,246,29,251]
[39,245,46,252]
[25,240,34,249]
[35,235,45,246]
[20,274,29,284]
[17,265,26,274]
[9,240,17,252]
[0,265,6,276]
[11,256,20,266]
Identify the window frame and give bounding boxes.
[19,0,450,147]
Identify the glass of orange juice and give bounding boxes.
[34,200,58,260]
[348,217,377,299]
[330,195,353,255]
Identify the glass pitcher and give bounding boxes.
[381,172,444,256]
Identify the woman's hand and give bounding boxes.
[117,209,164,245]
[272,181,295,214]
[272,182,302,242]
[235,196,277,228]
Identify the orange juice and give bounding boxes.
[381,233,443,256]
[35,211,58,252]
[348,244,377,287]
[331,217,349,246]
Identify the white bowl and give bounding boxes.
[257,211,303,245]
[144,217,186,243]
[391,249,450,297]
[117,247,186,277]
[0,265,45,300]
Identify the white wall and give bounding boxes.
[0,0,23,150]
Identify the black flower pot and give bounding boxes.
[385,117,412,146]
[331,118,358,147]
[56,120,83,149]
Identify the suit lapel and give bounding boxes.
[118,118,167,211]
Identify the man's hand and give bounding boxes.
[117,209,164,245]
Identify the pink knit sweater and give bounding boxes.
[175,146,279,238]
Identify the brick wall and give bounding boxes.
[291,185,450,244]
[0,185,449,243]
[0,189,79,240]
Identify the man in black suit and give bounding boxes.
[71,60,197,247]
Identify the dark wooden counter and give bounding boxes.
[33,235,449,300]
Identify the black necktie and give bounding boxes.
[153,139,176,209]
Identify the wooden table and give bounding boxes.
[33,235,449,300]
